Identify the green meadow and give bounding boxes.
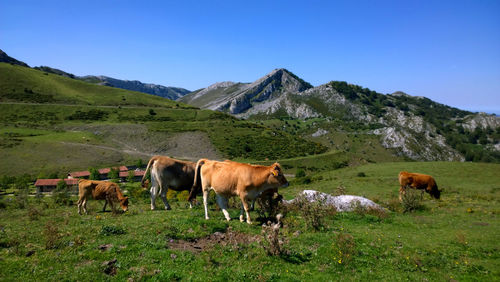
[1,161,499,281]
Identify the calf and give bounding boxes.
[77,179,129,214]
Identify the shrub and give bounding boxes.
[289,192,337,231]
[53,180,72,206]
[27,206,42,221]
[261,214,288,256]
[295,169,306,178]
[401,189,425,213]
[335,184,346,196]
[44,221,60,249]
[14,188,29,209]
[100,225,126,236]
[128,184,149,202]
[333,232,356,265]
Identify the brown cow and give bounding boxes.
[77,179,129,214]
[141,156,198,210]
[190,159,289,224]
[399,171,441,201]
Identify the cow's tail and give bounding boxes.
[188,159,206,202]
[141,156,157,188]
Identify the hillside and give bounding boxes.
[0,63,182,107]
[180,71,500,162]
[0,49,29,67]
[0,63,328,176]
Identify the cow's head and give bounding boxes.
[269,163,289,188]
[141,179,150,189]
[119,196,129,212]
[430,187,441,199]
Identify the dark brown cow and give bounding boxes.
[399,171,441,201]
[77,179,129,214]
[141,155,197,210]
[190,159,289,224]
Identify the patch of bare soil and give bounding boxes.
[166,227,260,253]
[63,124,222,161]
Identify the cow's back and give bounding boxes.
[153,157,196,190]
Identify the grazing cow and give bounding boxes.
[399,171,441,201]
[77,179,129,214]
[141,155,198,210]
[189,159,289,224]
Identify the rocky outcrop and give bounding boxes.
[462,112,500,131]
[180,68,313,115]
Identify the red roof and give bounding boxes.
[35,179,79,186]
[119,170,145,178]
[98,166,128,174]
[69,170,90,178]
[69,166,128,177]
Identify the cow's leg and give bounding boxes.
[102,200,107,212]
[160,187,171,210]
[203,189,210,220]
[240,197,252,224]
[216,194,231,221]
[399,186,405,201]
[150,184,159,210]
[83,198,88,215]
[109,198,116,213]
[77,197,83,215]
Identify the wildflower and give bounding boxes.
[338,259,342,264]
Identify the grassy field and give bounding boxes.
[1,161,499,281]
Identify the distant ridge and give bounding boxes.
[0,49,30,67]
[79,75,190,100]
[0,49,190,101]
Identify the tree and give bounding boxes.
[53,180,71,206]
[89,167,100,180]
[127,170,135,183]
[108,167,119,181]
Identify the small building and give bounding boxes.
[119,170,146,182]
[34,178,79,193]
[68,166,128,180]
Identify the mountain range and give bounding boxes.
[1,49,499,163]
[0,49,190,100]
[180,68,500,162]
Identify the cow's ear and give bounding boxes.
[271,170,278,176]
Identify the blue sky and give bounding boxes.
[1,0,499,112]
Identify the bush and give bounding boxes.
[295,169,306,178]
[14,188,29,209]
[100,225,126,236]
[128,184,149,202]
[44,221,60,249]
[289,192,337,231]
[401,189,425,213]
[27,206,42,221]
[333,232,356,265]
[53,180,72,206]
[261,214,288,256]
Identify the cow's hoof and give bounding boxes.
[165,207,172,211]
[246,221,252,224]
[239,215,244,222]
